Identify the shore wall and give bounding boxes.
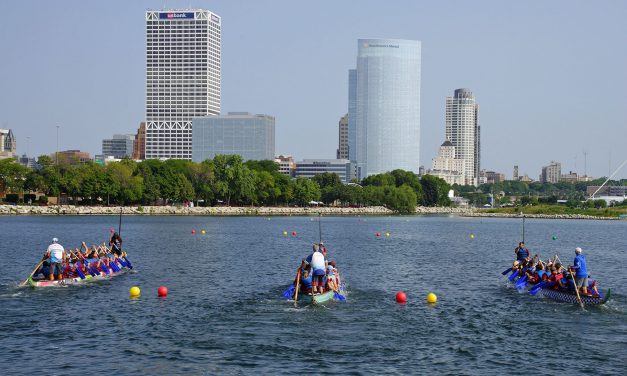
[0,205,617,219]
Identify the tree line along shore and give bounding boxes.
[1,155,625,218]
[0,155,450,214]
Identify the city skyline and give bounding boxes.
[0,1,626,179]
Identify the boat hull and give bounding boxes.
[28,267,129,287]
[297,290,335,305]
[507,270,611,306]
[539,287,610,306]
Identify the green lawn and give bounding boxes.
[483,204,627,218]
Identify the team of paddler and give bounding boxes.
[30,229,130,282]
[293,242,341,298]
[512,242,599,298]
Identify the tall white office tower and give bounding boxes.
[352,39,421,179]
[145,9,221,159]
[445,88,480,186]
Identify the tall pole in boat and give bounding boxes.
[318,213,322,244]
[521,212,525,243]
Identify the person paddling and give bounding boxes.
[514,242,530,262]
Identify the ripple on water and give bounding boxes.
[0,215,626,375]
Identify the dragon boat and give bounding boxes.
[296,290,336,305]
[506,268,611,307]
[27,265,130,288]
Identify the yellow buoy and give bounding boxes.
[385,232,390,237]
[283,231,287,236]
[130,286,141,298]
[201,230,206,235]
[470,234,475,239]
[426,292,437,304]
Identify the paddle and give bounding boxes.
[530,281,554,296]
[68,249,87,279]
[508,268,520,281]
[281,284,295,299]
[568,267,584,308]
[293,268,301,306]
[99,245,122,272]
[501,267,512,275]
[101,243,128,268]
[20,258,45,287]
[122,252,133,269]
[515,275,528,288]
[332,289,346,302]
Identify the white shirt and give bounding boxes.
[311,251,326,271]
[47,243,64,263]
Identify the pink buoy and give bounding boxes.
[376,232,381,237]
[395,291,407,304]
[158,286,168,297]
[292,231,297,236]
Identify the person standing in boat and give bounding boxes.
[309,244,327,295]
[570,247,589,296]
[109,228,123,257]
[46,238,66,281]
[514,242,530,262]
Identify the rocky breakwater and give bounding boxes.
[463,211,617,220]
[0,205,395,216]
[0,205,470,216]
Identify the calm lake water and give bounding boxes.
[0,215,626,375]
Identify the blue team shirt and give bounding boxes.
[573,254,588,277]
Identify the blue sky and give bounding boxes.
[1,0,626,179]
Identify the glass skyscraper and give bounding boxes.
[351,39,421,178]
[445,88,480,186]
[192,112,275,162]
[145,9,221,160]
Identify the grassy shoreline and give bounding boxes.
[480,204,627,218]
[0,204,625,219]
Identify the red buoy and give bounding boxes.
[395,291,407,304]
[191,230,196,234]
[291,231,297,236]
[158,286,168,297]
[376,232,381,237]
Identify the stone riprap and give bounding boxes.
[0,205,616,219]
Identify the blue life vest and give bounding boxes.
[516,247,529,260]
[302,275,312,288]
[573,254,588,277]
[536,270,546,279]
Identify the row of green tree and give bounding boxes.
[0,156,452,213]
[453,178,627,207]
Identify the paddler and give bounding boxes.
[514,241,530,262]
[46,238,66,281]
[570,247,589,296]
[109,228,123,257]
[308,244,327,295]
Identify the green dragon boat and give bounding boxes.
[296,290,335,305]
